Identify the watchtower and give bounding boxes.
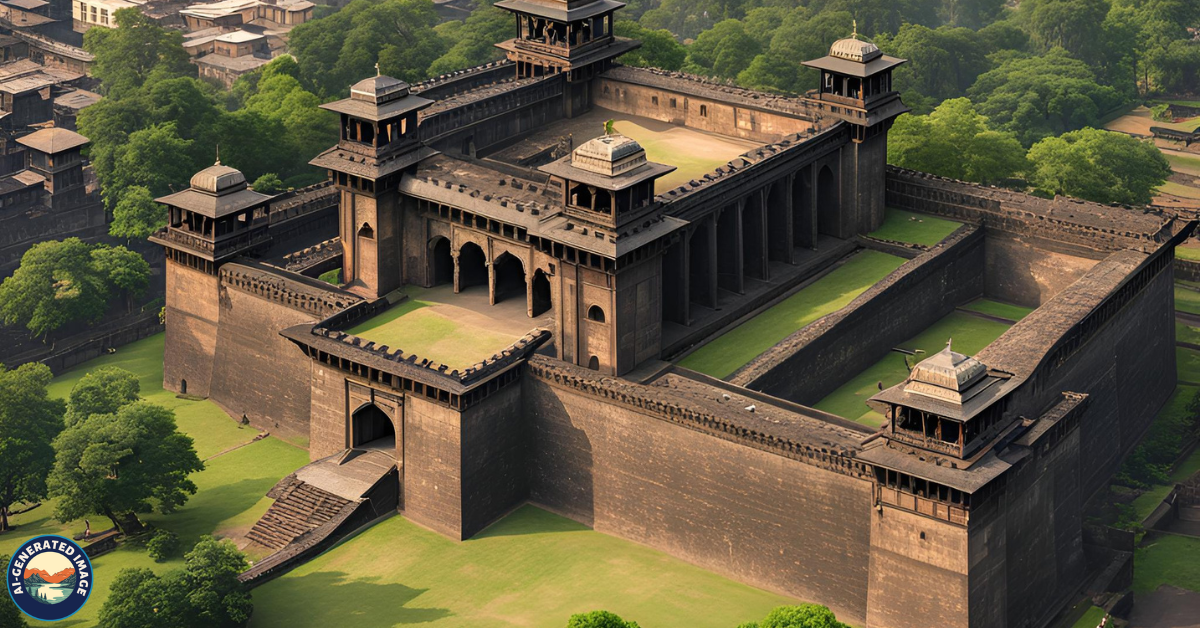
[311,70,434,298]
[539,133,678,375]
[802,26,908,232]
[494,0,639,116]
[16,127,88,210]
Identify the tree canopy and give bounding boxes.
[1026,127,1171,205]
[0,363,65,531]
[64,366,140,428]
[888,98,1027,184]
[48,400,203,532]
[566,610,641,628]
[98,537,252,628]
[0,555,27,627]
[738,604,850,628]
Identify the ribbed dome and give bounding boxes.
[350,74,411,104]
[829,37,882,63]
[906,341,987,396]
[190,163,247,195]
[571,134,647,177]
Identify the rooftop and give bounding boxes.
[17,127,89,153]
[157,162,274,218]
[215,30,264,43]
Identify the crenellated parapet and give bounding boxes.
[219,263,361,318]
[527,354,874,481]
[602,66,820,120]
[409,60,515,98]
[283,237,342,272]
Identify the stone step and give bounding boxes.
[246,481,353,551]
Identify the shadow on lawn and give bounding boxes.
[255,571,451,626]
[471,504,593,540]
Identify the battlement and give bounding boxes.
[419,74,565,142]
[602,65,819,120]
[409,60,515,98]
[219,262,360,318]
[885,166,1179,254]
[282,237,341,272]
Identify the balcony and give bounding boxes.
[151,227,271,260]
[878,486,969,526]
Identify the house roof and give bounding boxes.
[17,127,89,153]
[494,0,624,22]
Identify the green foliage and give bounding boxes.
[98,537,251,628]
[0,239,149,337]
[566,610,640,628]
[65,366,140,428]
[317,268,342,285]
[146,529,179,562]
[736,10,853,94]
[0,554,27,627]
[428,2,509,76]
[969,48,1126,145]
[615,20,687,71]
[0,363,65,531]
[888,98,1027,184]
[875,24,994,110]
[1151,103,1172,121]
[288,0,446,98]
[745,604,850,628]
[1020,0,1111,61]
[1115,388,1200,489]
[1026,127,1171,205]
[48,400,204,531]
[84,8,192,98]
[110,186,165,241]
[252,173,285,194]
[684,19,761,79]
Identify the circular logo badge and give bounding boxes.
[6,535,93,622]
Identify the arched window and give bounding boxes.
[358,222,374,239]
[180,379,188,395]
[588,356,600,371]
[587,305,605,323]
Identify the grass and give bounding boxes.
[867,208,961,247]
[1159,181,1200,200]
[1176,321,1200,346]
[1134,534,1200,594]
[1130,435,1200,521]
[1177,245,1200,262]
[1068,605,1107,628]
[318,268,341,285]
[678,250,906,379]
[813,311,1014,426]
[1175,284,1200,316]
[1177,347,1200,383]
[1167,153,1200,177]
[609,117,759,193]
[1,333,310,626]
[345,288,524,370]
[959,298,1034,322]
[250,505,795,628]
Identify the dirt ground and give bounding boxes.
[1130,586,1200,628]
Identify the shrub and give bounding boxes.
[566,610,640,628]
[1151,103,1172,122]
[146,529,179,562]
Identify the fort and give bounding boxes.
[150,1,1192,626]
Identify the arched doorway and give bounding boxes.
[458,242,487,291]
[816,165,839,237]
[689,222,714,308]
[429,237,452,286]
[352,403,394,449]
[493,252,526,305]
[531,269,552,316]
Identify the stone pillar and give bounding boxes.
[452,252,461,293]
[487,261,496,306]
[717,202,744,295]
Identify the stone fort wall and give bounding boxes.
[522,358,876,625]
[729,225,986,405]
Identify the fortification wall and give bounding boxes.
[731,226,985,406]
[403,394,464,539]
[207,280,318,442]
[163,262,220,397]
[523,361,875,625]
[460,380,526,538]
[984,235,1098,307]
[596,68,814,143]
[866,506,971,628]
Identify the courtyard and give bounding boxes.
[345,284,551,370]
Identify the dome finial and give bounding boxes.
[851,18,857,39]
[214,144,220,166]
[375,61,381,77]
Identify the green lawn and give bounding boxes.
[678,250,906,379]
[1159,181,1200,200]
[1177,321,1200,345]
[1167,153,1200,177]
[1135,534,1200,594]
[609,117,759,193]
[959,298,1034,322]
[345,288,524,370]
[867,208,962,247]
[814,311,1014,426]
[1177,245,1200,262]
[1,333,310,626]
[1177,347,1200,383]
[1130,433,1200,521]
[1068,605,1107,628]
[1175,284,1200,315]
[318,268,341,285]
[251,505,795,628]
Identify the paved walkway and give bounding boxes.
[1130,585,1200,628]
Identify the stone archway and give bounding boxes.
[531,269,552,317]
[457,241,487,292]
[492,252,526,305]
[351,403,395,450]
[429,237,453,286]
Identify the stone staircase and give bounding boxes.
[245,481,353,551]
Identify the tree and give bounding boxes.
[48,401,203,532]
[83,8,192,98]
[108,122,197,204]
[110,186,165,241]
[427,2,510,76]
[875,25,992,109]
[64,366,140,428]
[684,19,761,79]
[887,99,1027,184]
[0,363,65,532]
[1020,0,1111,62]
[566,610,640,628]
[98,538,251,628]
[90,245,152,313]
[1026,128,1171,205]
[739,604,850,628]
[0,239,108,337]
[0,554,27,627]
[252,173,285,195]
[968,48,1125,146]
[615,20,687,71]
